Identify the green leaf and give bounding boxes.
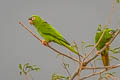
[52,73,69,80]
[19,64,23,70]
[64,63,69,68]
[19,63,40,75]
[26,66,34,70]
[97,24,102,31]
[105,72,116,76]
[96,58,101,61]
[71,43,77,50]
[32,65,37,67]
[110,47,120,54]
[19,71,22,75]
[34,68,40,72]
[113,47,120,50]
[116,0,119,3]
[81,41,86,45]
[24,63,30,67]
[110,56,120,61]
[85,44,94,48]
[98,72,116,80]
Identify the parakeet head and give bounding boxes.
[95,28,116,50]
[28,15,43,25]
[105,28,116,39]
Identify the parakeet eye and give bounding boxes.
[32,17,35,20]
[109,31,113,34]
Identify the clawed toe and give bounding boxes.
[41,40,49,46]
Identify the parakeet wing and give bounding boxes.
[39,22,70,45]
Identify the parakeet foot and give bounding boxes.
[41,40,49,46]
[106,42,110,47]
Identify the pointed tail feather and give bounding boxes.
[101,54,110,66]
[60,41,79,55]
[101,49,110,70]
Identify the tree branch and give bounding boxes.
[19,21,80,63]
[69,28,120,80]
[62,56,71,77]
[83,64,120,69]
[80,64,120,80]
[69,67,80,80]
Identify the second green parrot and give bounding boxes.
[28,15,78,55]
[95,26,116,67]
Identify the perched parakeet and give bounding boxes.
[28,15,78,55]
[95,26,116,67]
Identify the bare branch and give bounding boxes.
[69,67,79,80]
[83,64,120,69]
[62,56,71,77]
[106,0,114,27]
[80,63,120,80]
[80,70,105,80]
[73,41,81,80]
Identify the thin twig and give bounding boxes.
[93,60,97,72]
[73,41,84,59]
[83,64,120,69]
[28,73,34,80]
[78,62,83,80]
[19,21,80,63]
[69,62,84,80]
[68,52,77,69]
[106,0,114,27]
[80,70,105,80]
[62,56,71,77]
[80,63,120,80]
[90,62,95,72]
[73,41,82,61]
[69,67,79,80]
[73,41,81,80]
[105,73,114,80]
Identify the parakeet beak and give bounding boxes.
[111,30,116,35]
[28,17,33,25]
[112,30,116,33]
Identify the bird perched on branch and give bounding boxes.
[95,25,116,69]
[28,15,78,55]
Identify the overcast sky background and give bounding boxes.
[0,0,120,80]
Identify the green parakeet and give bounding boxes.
[95,26,116,67]
[28,15,78,55]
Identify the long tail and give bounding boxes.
[101,47,110,70]
[61,41,79,55]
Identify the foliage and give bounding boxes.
[98,72,116,80]
[116,0,119,3]
[52,73,69,80]
[18,63,40,75]
[110,47,120,54]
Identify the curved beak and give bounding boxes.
[112,30,116,33]
[28,18,33,25]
